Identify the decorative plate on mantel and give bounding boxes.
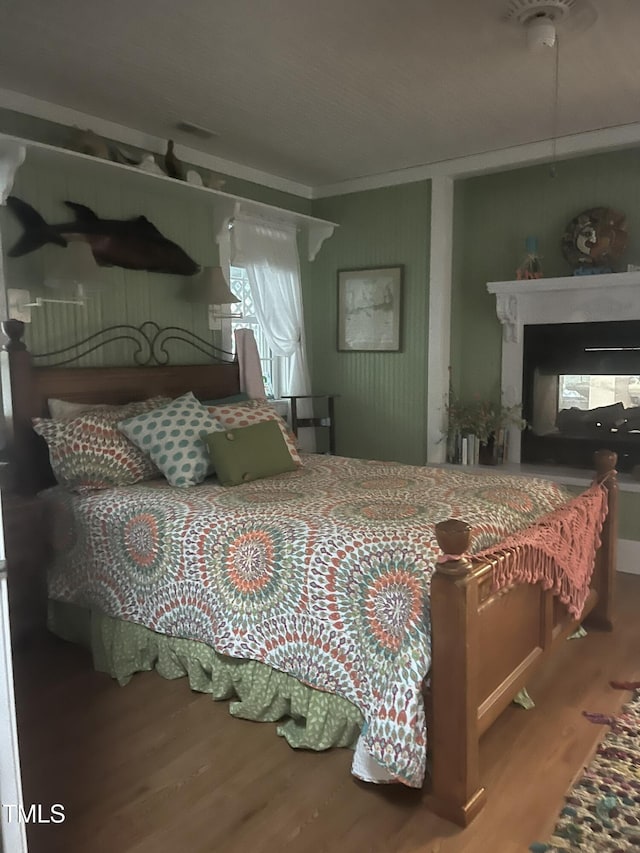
[561,207,628,273]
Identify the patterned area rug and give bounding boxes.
[531,685,640,852]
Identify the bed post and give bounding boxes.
[426,518,487,826]
[584,449,618,632]
[1,319,36,494]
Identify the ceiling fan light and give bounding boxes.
[526,15,557,49]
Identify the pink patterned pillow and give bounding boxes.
[206,400,302,465]
[33,398,171,491]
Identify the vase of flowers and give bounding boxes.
[478,431,500,465]
[446,394,526,465]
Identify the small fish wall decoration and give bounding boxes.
[6,196,199,276]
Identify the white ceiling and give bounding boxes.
[0,0,639,190]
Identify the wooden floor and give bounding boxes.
[12,572,640,853]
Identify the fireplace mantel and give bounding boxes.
[487,270,640,462]
[487,270,640,344]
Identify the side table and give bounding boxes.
[283,395,338,455]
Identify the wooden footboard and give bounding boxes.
[425,450,618,826]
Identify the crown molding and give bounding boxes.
[0,88,313,200]
[312,121,640,198]
[4,87,640,201]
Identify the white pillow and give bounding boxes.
[47,398,103,420]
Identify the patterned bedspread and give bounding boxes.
[45,455,572,786]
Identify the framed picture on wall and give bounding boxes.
[337,266,403,352]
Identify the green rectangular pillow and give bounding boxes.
[205,420,297,486]
[201,392,250,406]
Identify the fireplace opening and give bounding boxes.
[522,321,640,472]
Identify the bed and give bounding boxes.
[0,319,618,827]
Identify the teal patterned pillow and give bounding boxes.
[33,397,171,491]
[118,392,225,487]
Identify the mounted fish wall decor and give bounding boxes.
[6,196,200,276]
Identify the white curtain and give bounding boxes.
[228,215,311,397]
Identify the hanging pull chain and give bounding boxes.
[550,34,560,178]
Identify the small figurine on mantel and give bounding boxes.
[516,235,543,280]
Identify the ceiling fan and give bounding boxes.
[504,0,598,49]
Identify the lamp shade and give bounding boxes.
[44,242,102,290]
[185,266,241,305]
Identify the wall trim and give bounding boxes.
[313,121,640,198]
[618,538,640,576]
[426,176,454,464]
[0,87,313,200]
[5,88,640,202]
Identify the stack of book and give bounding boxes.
[446,430,508,466]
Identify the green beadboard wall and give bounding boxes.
[618,491,640,541]
[451,147,640,401]
[452,147,640,541]
[310,182,431,464]
[3,158,213,364]
[1,137,310,366]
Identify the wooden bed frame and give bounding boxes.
[0,319,618,828]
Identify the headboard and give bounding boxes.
[0,320,241,494]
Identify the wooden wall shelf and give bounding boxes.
[0,132,338,261]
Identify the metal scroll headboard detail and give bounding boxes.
[26,321,236,367]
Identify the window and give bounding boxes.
[226,266,280,398]
[558,374,640,412]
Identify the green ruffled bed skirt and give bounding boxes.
[48,600,364,751]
